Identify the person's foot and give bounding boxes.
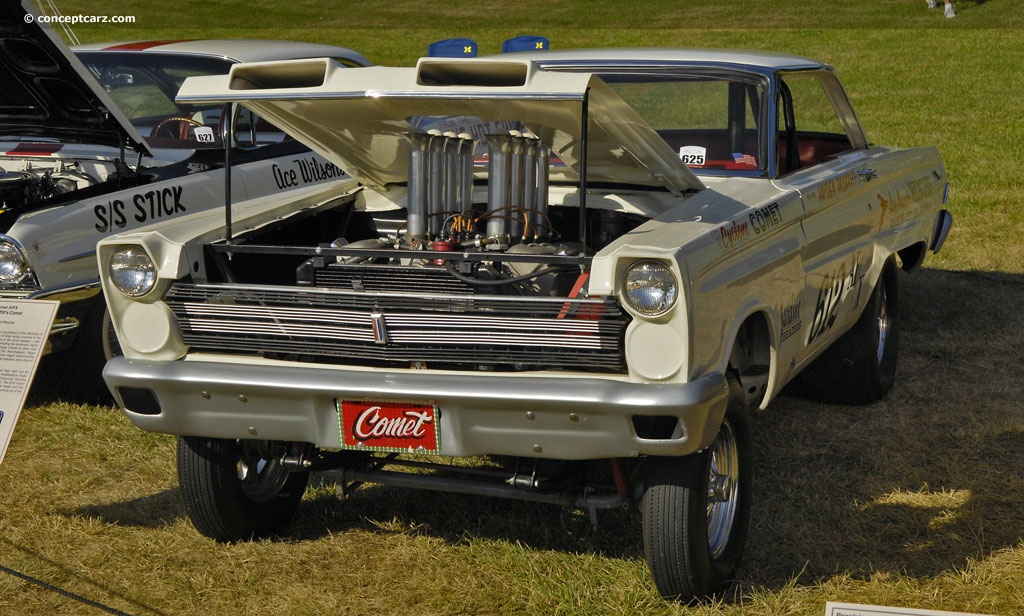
[926,0,937,7]
[944,3,956,17]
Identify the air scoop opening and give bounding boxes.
[417,60,529,87]
[229,60,328,90]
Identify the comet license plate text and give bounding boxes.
[338,400,440,454]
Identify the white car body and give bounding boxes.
[0,1,367,375]
[98,49,952,602]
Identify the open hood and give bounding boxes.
[176,56,705,196]
[0,1,150,155]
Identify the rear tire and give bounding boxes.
[642,374,751,602]
[795,263,900,405]
[177,436,309,542]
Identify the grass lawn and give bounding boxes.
[2,1,1022,614]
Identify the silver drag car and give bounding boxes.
[0,0,367,396]
[98,48,952,602]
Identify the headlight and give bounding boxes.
[109,245,157,297]
[623,260,678,317]
[0,239,28,283]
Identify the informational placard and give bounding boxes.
[826,602,995,616]
[0,299,58,464]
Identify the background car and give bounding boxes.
[98,49,951,603]
[0,1,368,398]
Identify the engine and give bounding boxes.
[0,162,101,231]
[0,166,95,209]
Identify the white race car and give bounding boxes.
[0,0,368,397]
[99,49,952,602]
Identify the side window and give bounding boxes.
[777,72,856,174]
[232,107,257,147]
[231,107,290,148]
[95,67,179,119]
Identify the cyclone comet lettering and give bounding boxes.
[352,405,433,441]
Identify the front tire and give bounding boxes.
[642,374,752,602]
[177,437,310,542]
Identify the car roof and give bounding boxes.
[496,47,829,73]
[72,39,372,67]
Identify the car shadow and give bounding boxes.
[743,267,1024,591]
[69,473,644,558]
[25,354,74,406]
[70,489,184,529]
[291,473,646,559]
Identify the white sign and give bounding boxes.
[194,126,216,143]
[678,145,707,166]
[826,602,996,616]
[0,299,58,464]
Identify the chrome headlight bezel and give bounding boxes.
[622,259,678,317]
[0,235,31,286]
[108,245,157,298]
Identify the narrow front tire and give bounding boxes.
[642,374,752,602]
[177,436,309,542]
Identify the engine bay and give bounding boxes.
[0,154,127,230]
[208,129,649,300]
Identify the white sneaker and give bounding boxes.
[926,0,937,7]
[944,3,956,17]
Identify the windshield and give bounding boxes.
[75,51,234,150]
[599,73,766,176]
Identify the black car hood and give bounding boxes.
[0,0,150,155]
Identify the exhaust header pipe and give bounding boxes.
[407,131,476,243]
[407,128,548,246]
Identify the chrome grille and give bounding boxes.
[166,282,629,371]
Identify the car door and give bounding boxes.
[773,70,908,369]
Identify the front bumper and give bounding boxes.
[103,356,730,460]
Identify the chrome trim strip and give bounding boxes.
[32,281,102,302]
[57,250,97,264]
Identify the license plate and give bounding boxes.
[337,400,440,454]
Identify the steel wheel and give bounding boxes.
[706,419,740,559]
[237,441,292,503]
[874,283,890,366]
